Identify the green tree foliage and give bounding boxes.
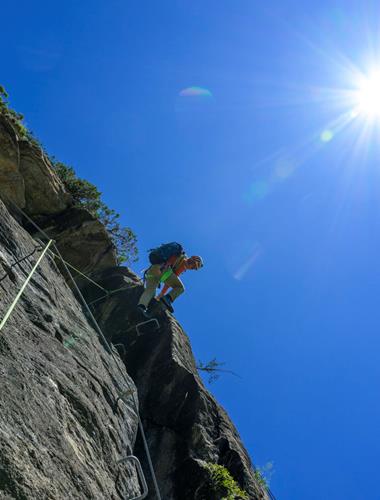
[204,463,249,500]
[53,162,103,213]
[253,462,274,489]
[0,85,138,264]
[54,162,138,264]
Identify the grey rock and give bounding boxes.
[0,199,141,500]
[86,268,270,500]
[0,116,273,499]
[29,207,118,275]
[0,115,25,208]
[18,140,71,216]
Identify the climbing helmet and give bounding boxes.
[187,255,204,270]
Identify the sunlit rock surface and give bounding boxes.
[0,114,71,215]
[18,140,71,216]
[0,115,25,208]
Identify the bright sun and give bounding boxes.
[356,72,380,118]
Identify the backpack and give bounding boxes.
[148,242,184,265]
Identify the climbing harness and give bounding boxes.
[0,198,163,500]
[143,266,173,285]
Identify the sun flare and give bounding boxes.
[355,72,380,118]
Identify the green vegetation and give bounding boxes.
[254,468,267,489]
[0,85,35,142]
[204,463,249,500]
[253,462,273,490]
[0,85,138,264]
[53,162,138,264]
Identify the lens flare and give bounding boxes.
[245,181,270,202]
[356,72,380,118]
[233,244,262,281]
[179,87,212,97]
[273,159,296,179]
[320,129,334,142]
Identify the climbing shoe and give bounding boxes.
[160,295,174,313]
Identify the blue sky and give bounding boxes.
[2,1,380,498]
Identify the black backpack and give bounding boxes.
[148,242,184,265]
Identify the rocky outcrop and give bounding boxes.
[30,207,118,275]
[0,114,71,216]
[0,199,141,500]
[0,112,116,278]
[18,140,71,216]
[0,107,271,499]
[83,267,269,500]
[0,115,25,208]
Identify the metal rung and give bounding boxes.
[0,246,40,282]
[114,343,127,357]
[118,455,148,500]
[0,240,54,333]
[136,318,160,336]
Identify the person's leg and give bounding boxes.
[162,273,185,302]
[138,265,162,308]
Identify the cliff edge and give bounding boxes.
[0,111,269,499]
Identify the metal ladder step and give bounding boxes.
[118,455,148,500]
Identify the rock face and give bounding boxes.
[84,267,269,500]
[31,207,118,275]
[18,140,71,216]
[0,109,271,499]
[0,115,25,208]
[0,114,71,215]
[0,113,115,276]
[0,199,141,500]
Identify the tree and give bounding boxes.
[54,162,138,264]
[197,357,241,384]
[0,86,139,265]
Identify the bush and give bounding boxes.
[253,462,273,490]
[0,85,36,143]
[254,468,267,489]
[204,463,249,500]
[54,162,138,264]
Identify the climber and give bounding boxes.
[137,242,203,317]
